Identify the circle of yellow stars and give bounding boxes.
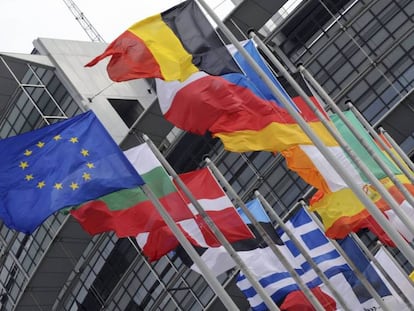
[19,135,95,191]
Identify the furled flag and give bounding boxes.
[0,111,144,234]
[71,143,253,261]
[85,0,239,82]
[136,165,254,261]
[156,40,337,152]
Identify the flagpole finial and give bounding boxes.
[247,28,256,37]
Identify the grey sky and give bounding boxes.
[0,0,234,54]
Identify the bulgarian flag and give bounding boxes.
[70,143,253,261]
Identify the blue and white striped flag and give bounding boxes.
[281,208,407,310]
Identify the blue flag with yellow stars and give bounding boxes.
[0,110,144,234]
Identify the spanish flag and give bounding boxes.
[85,0,239,82]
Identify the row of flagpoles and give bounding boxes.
[1,0,413,309]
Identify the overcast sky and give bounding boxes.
[0,0,233,54]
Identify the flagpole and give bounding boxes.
[255,191,352,311]
[349,233,414,309]
[139,183,240,311]
[299,201,391,311]
[346,102,414,183]
[196,0,414,266]
[377,241,414,287]
[142,135,281,311]
[204,158,326,311]
[378,126,414,174]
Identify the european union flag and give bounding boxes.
[0,111,144,234]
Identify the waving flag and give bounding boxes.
[0,111,144,233]
[136,166,254,261]
[282,208,405,310]
[85,0,239,82]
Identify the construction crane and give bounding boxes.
[62,0,106,43]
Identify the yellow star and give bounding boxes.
[69,182,79,190]
[24,149,32,156]
[82,172,91,181]
[19,161,29,170]
[54,183,63,190]
[53,135,62,141]
[69,137,78,143]
[86,162,95,169]
[25,174,34,181]
[37,181,46,189]
[36,141,45,148]
[80,149,89,157]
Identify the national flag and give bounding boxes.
[155,41,337,152]
[137,166,254,261]
[0,111,144,234]
[280,207,404,310]
[85,0,239,82]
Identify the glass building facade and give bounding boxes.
[0,0,413,310]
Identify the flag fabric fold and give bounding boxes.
[155,41,337,152]
[137,166,254,261]
[280,207,405,310]
[85,0,239,82]
[0,111,144,234]
[311,109,414,242]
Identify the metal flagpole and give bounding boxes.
[196,0,414,266]
[379,127,414,174]
[255,191,352,311]
[377,241,414,287]
[142,135,281,310]
[346,102,414,184]
[205,158,326,311]
[299,201,391,311]
[248,31,414,253]
[138,185,239,310]
[350,233,414,309]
